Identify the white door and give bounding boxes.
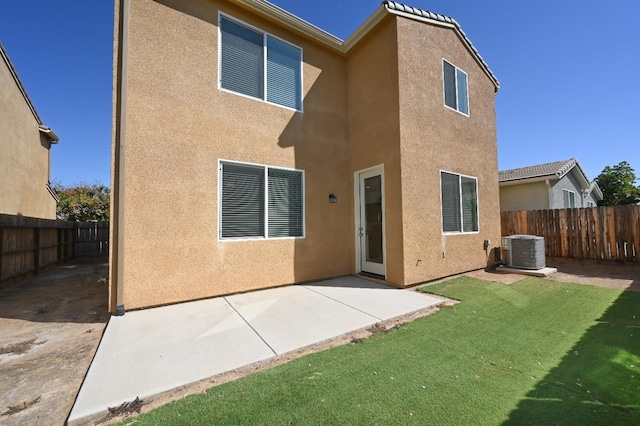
[357,166,385,277]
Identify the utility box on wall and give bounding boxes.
[502,235,545,270]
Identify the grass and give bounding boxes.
[117,276,640,425]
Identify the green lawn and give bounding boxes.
[118,277,640,425]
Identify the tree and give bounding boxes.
[595,161,640,206]
[52,181,110,222]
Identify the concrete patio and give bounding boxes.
[68,276,444,424]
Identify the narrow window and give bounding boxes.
[220,15,302,111]
[562,189,576,208]
[443,60,469,115]
[441,171,479,233]
[220,161,304,240]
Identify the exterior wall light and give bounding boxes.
[329,193,338,203]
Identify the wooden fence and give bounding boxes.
[501,206,640,262]
[0,214,109,289]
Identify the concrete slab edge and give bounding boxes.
[66,301,453,426]
[495,265,558,277]
[65,316,113,425]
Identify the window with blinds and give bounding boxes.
[220,15,302,111]
[443,59,469,115]
[440,171,478,233]
[220,161,304,240]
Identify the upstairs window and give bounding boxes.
[441,171,478,233]
[219,15,302,111]
[220,161,304,240]
[443,60,469,115]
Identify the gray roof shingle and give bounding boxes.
[499,159,578,183]
[382,1,499,89]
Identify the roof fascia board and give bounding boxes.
[382,6,499,91]
[561,163,590,189]
[499,176,556,186]
[343,5,388,51]
[0,41,43,125]
[588,181,604,200]
[229,1,499,91]
[38,125,59,143]
[230,0,344,51]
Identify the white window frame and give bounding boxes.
[218,12,304,112]
[218,159,305,241]
[442,59,469,116]
[586,200,596,208]
[562,189,576,208]
[440,170,480,235]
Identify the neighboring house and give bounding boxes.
[110,0,501,313]
[499,158,603,211]
[0,41,59,219]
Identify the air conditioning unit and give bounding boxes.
[502,235,545,270]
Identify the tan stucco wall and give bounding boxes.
[346,16,404,285]
[395,17,500,285]
[500,181,549,211]
[114,0,353,310]
[0,53,56,219]
[112,0,501,310]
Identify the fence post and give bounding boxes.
[0,225,3,284]
[34,227,40,275]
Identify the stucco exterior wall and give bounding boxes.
[112,0,502,311]
[500,181,549,211]
[115,0,353,310]
[346,16,403,285]
[0,51,56,219]
[395,17,500,285]
[550,172,585,208]
[584,191,598,207]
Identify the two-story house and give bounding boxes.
[110,0,501,313]
[0,41,59,219]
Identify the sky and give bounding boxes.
[1,0,638,186]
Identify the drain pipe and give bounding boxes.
[111,0,130,316]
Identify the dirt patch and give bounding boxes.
[464,268,528,285]
[544,257,640,291]
[0,260,109,426]
[459,258,639,291]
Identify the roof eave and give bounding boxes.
[381,2,499,92]
[230,1,499,92]
[230,0,344,51]
[499,175,556,186]
[0,41,43,125]
[39,125,59,143]
[343,5,388,51]
[589,182,604,200]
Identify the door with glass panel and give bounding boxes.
[357,167,385,277]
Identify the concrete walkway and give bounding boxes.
[68,276,443,423]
